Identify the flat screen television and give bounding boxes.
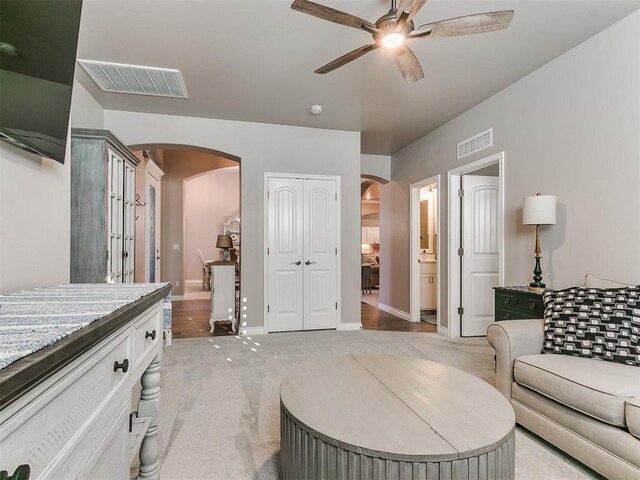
[0,0,83,164]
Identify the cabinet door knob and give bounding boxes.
[113,358,129,373]
[504,313,512,320]
[504,298,511,304]
[291,261,301,265]
[145,330,156,340]
[529,302,537,310]
[305,260,316,265]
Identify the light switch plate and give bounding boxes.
[173,244,180,250]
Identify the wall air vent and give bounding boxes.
[78,60,188,98]
[457,128,492,160]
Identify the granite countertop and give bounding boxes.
[0,283,171,410]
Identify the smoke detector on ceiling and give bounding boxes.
[78,60,188,98]
[309,104,323,115]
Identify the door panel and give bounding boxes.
[268,178,304,332]
[303,180,337,330]
[462,175,500,336]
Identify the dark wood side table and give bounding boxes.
[494,286,545,321]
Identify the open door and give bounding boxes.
[461,175,499,336]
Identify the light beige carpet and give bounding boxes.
[157,330,604,480]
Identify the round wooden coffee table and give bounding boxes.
[280,354,515,480]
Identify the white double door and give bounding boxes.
[267,176,339,332]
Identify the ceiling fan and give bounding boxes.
[291,0,514,83]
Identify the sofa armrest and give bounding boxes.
[626,396,640,439]
[486,319,544,399]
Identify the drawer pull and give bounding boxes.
[145,330,157,340]
[504,313,512,320]
[113,358,129,373]
[529,302,537,310]
[504,298,511,305]
[0,464,30,480]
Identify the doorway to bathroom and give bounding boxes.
[409,175,441,330]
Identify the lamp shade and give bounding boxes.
[522,194,556,225]
[216,234,233,249]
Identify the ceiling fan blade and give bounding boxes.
[315,44,379,74]
[396,0,427,23]
[291,0,376,31]
[393,45,424,83]
[417,10,514,38]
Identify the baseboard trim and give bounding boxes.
[337,322,363,331]
[242,326,268,336]
[378,302,411,321]
[185,279,201,285]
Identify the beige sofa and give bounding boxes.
[488,317,640,480]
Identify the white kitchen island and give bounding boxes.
[0,283,171,480]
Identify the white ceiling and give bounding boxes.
[75,0,640,154]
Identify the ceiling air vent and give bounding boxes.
[457,128,492,160]
[78,60,188,98]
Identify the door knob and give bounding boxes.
[113,358,129,373]
[305,260,316,265]
[291,260,301,265]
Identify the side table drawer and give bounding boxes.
[496,291,519,309]
[133,304,162,371]
[0,331,132,478]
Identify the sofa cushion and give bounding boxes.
[542,286,640,366]
[627,396,640,439]
[514,354,640,427]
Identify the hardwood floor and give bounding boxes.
[172,298,436,339]
[361,301,437,333]
[171,299,234,338]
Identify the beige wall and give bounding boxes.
[104,110,362,330]
[184,166,240,280]
[0,80,103,293]
[382,11,640,330]
[160,150,237,295]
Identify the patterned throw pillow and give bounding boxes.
[542,286,640,366]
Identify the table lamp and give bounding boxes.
[216,234,233,262]
[522,193,556,291]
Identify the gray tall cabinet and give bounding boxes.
[71,128,139,283]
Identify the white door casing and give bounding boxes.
[462,175,500,336]
[265,174,340,333]
[267,177,305,332]
[303,179,338,330]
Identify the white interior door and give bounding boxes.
[303,179,338,330]
[123,162,135,283]
[462,175,500,336]
[267,177,304,332]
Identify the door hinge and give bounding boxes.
[267,248,270,255]
[335,302,338,310]
[267,305,270,313]
[335,193,337,200]
[458,247,464,256]
[267,190,270,199]
[335,247,337,255]
[458,306,464,315]
[458,189,464,198]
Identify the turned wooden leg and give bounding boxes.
[138,354,161,479]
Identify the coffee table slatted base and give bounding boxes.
[281,406,515,480]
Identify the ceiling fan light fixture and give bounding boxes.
[381,32,405,48]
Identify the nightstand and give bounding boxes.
[494,286,545,321]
